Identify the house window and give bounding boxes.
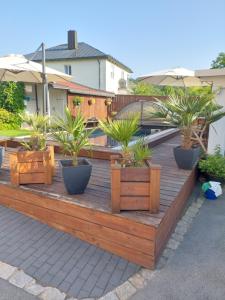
[121,71,125,79]
[64,65,72,75]
[111,65,115,79]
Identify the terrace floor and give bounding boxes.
[0,134,196,297]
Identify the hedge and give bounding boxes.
[0,108,22,130]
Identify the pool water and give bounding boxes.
[89,126,162,148]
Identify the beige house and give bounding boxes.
[196,68,225,154]
[26,30,132,94]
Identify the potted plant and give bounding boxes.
[72,96,84,107]
[99,116,161,213]
[199,146,225,182]
[105,98,112,106]
[88,98,96,106]
[52,108,93,194]
[151,93,223,169]
[9,114,54,185]
[111,111,117,117]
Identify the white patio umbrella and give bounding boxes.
[138,67,208,87]
[0,54,72,116]
[0,54,71,83]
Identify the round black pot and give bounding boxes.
[0,147,4,169]
[173,146,200,170]
[60,158,92,194]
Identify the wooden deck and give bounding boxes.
[0,135,196,269]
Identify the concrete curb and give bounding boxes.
[0,196,204,300]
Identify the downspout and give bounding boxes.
[97,59,101,89]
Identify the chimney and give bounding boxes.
[68,30,78,50]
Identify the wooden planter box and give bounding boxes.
[9,146,54,186]
[111,155,161,213]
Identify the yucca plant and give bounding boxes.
[99,114,151,166]
[52,108,93,166]
[20,113,50,151]
[151,93,219,150]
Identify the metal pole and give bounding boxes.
[41,43,46,114]
[41,43,50,117]
[34,84,39,114]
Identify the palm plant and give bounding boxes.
[132,138,152,167]
[99,114,151,166]
[192,101,225,152]
[20,113,50,151]
[99,114,139,162]
[52,108,93,166]
[151,93,222,151]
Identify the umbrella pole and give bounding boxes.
[34,84,39,114]
[41,43,50,117]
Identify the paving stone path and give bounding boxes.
[0,205,139,299]
[130,193,225,300]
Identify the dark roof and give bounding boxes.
[52,80,115,98]
[26,42,132,73]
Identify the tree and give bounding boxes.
[131,81,163,96]
[0,82,25,113]
[131,80,212,97]
[211,52,225,69]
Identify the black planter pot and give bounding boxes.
[0,147,4,169]
[173,146,200,170]
[60,159,92,194]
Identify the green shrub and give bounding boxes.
[0,108,22,130]
[199,147,225,180]
[0,82,25,113]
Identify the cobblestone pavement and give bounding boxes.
[0,205,139,299]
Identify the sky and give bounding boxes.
[0,0,225,77]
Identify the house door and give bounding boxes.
[51,98,67,119]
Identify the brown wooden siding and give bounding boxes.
[68,94,108,121]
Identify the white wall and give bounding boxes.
[46,59,106,90]
[46,58,130,94]
[25,84,67,119]
[105,60,129,94]
[208,87,225,155]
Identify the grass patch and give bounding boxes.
[0,129,32,137]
